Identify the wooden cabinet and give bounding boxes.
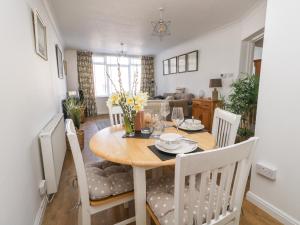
[254,59,262,76]
[192,99,220,131]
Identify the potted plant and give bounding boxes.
[78,89,86,123]
[226,74,260,142]
[64,97,85,150]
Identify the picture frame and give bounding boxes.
[177,54,187,73]
[55,45,63,79]
[187,50,198,72]
[163,59,169,75]
[63,60,67,76]
[33,10,47,60]
[169,57,177,74]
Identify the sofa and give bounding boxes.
[146,88,195,120]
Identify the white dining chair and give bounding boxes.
[66,119,135,225]
[109,105,124,126]
[212,108,241,147]
[146,137,258,225]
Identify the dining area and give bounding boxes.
[66,93,258,225]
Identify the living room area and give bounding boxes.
[2,1,300,225]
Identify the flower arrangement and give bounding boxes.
[106,63,148,136]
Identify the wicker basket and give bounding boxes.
[77,129,84,150]
[80,106,86,123]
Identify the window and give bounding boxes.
[93,55,141,97]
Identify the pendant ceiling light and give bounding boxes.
[119,42,126,57]
[151,8,171,40]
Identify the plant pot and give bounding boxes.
[77,129,84,150]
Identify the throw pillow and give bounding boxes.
[175,87,185,93]
[165,95,174,101]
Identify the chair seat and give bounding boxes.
[146,176,228,225]
[85,161,133,201]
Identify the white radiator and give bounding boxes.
[39,113,66,194]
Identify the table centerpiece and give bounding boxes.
[106,64,148,136]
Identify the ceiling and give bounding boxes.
[48,0,260,56]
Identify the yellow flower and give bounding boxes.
[134,93,147,106]
[111,94,120,105]
[126,97,134,105]
[134,104,142,112]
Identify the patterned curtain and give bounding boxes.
[140,56,155,97]
[77,51,97,117]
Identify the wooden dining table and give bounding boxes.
[89,125,216,225]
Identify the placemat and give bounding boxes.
[173,126,208,134]
[148,145,204,161]
[122,131,152,139]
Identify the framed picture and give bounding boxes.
[187,50,198,72]
[55,45,63,79]
[163,59,169,75]
[33,10,47,60]
[169,57,177,74]
[177,54,187,73]
[63,60,67,76]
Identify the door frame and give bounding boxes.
[239,29,264,77]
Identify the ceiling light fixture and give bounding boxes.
[151,7,171,41]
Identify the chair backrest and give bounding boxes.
[109,106,124,126]
[173,137,258,225]
[65,119,90,209]
[212,108,241,147]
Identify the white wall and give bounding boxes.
[155,1,267,99]
[247,1,300,224]
[155,23,242,99]
[64,49,79,91]
[0,0,66,225]
[96,97,109,115]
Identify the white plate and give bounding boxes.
[185,119,201,125]
[157,141,182,150]
[179,123,204,131]
[160,133,182,142]
[155,140,198,155]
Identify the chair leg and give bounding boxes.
[79,206,91,225]
[78,205,82,225]
[146,212,151,225]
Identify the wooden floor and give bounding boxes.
[42,116,282,225]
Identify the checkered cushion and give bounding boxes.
[85,161,133,201]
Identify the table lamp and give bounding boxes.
[209,79,222,100]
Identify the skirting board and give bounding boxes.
[247,191,300,225]
[34,196,48,225]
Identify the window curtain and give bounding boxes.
[77,51,97,117]
[140,56,155,97]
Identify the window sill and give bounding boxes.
[96,95,109,98]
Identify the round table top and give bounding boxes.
[89,125,216,168]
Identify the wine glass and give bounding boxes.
[160,101,170,124]
[171,107,184,132]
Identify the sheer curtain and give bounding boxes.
[140,56,155,97]
[77,51,97,116]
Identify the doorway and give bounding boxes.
[239,29,264,76]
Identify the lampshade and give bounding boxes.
[209,79,222,88]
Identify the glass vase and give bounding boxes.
[124,114,135,137]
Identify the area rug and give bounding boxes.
[95,119,111,131]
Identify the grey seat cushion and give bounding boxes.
[85,161,133,201]
[146,176,226,225]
